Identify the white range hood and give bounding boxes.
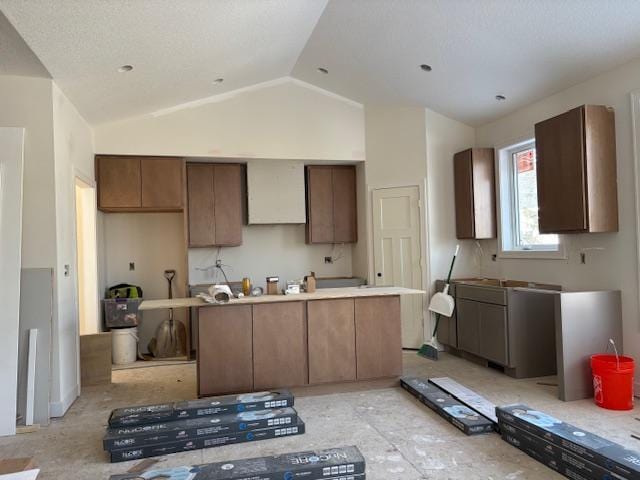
[246,159,306,224]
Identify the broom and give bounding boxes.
[417,245,459,361]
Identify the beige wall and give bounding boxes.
[425,108,477,283]
[475,57,640,370]
[101,213,188,352]
[51,83,95,415]
[94,79,365,160]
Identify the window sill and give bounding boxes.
[498,249,566,260]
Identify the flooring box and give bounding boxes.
[104,407,298,450]
[496,404,640,479]
[501,421,624,480]
[401,377,494,435]
[110,418,305,463]
[109,445,365,479]
[108,390,294,427]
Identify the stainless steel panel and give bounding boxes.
[555,290,622,401]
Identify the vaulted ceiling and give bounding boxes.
[3,0,640,126]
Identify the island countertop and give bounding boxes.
[138,286,425,310]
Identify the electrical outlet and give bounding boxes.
[215,259,222,268]
[491,254,497,262]
[129,262,135,271]
[324,256,333,264]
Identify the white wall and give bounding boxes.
[475,57,640,367]
[94,79,365,161]
[94,80,366,326]
[101,213,188,352]
[357,107,429,284]
[0,76,56,269]
[189,225,352,289]
[425,108,478,283]
[51,83,95,415]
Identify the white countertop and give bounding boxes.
[139,286,425,311]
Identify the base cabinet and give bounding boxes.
[252,302,308,390]
[355,296,402,380]
[196,295,403,396]
[197,305,253,396]
[307,299,357,384]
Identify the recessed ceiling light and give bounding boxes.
[213,78,224,84]
[117,65,133,73]
[317,67,329,74]
[495,94,507,101]
[420,64,432,72]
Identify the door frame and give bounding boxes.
[369,181,430,334]
[72,167,98,395]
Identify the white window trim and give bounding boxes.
[496,138,566,260]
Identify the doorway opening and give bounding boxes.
[74,177,99,336]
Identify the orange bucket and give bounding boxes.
[590,354,634,410]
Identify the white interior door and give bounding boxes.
[0,127,25,436]
[372,186,424,348]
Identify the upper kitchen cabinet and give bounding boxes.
[535,105,618,233]
[186,163,243,247]
[453,148,496,239]
[96,155,184,212]
[306,165,357,244]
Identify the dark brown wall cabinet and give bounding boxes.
[186,163,243,247]
[306,166,357,244]
[96,155,184,212]
[453,148,496,239]
[535,105,618,233]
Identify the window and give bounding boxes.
[499,140,560,255]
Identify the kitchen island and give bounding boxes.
[140,287,424,396]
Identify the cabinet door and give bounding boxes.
[213,164,243,246]
[307,299,356,384]
[97,156,141,209]
[478,303,509,365]
[253,302,308,389]
[187,164,215,247]
[355,296,402,379]
[198,305,253,396]
[306,166,335,243]
[456,298,480,355]
[141,157,184,210]
[535,106,587,233]
[332,166,357,243]
[454,150,475,239]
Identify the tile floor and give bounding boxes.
[2,351,639,479]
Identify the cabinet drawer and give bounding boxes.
[456,285,506,305]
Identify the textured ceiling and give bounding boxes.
[3,0,640,125]
[0,0,328,124]
[293,0,640,125]
[0,9,49,78]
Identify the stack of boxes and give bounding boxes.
[109,445,367,480]
[497,404,640,479]
[401,377,494,435]
[104,390,304,463]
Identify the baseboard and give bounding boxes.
[49,383,79,418]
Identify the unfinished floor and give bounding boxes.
[2,352,639,479]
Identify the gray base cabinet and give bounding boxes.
[440,281,558,379]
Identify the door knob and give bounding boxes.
[377,272,382,277]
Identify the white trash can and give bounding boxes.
[112,327,138,365]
